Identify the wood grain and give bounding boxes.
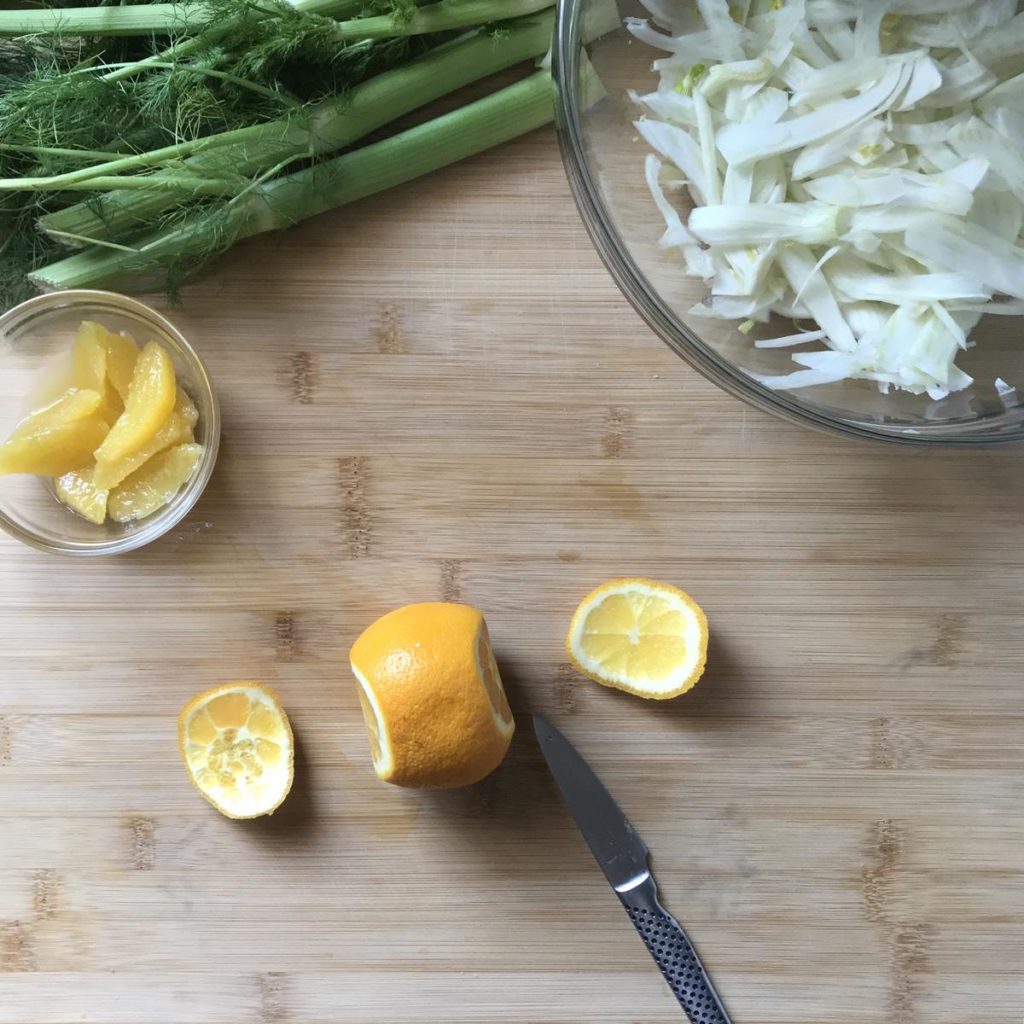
[1,126,1023,1023]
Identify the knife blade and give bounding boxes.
[534,714,732,1024]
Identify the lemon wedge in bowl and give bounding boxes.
[178,682,294,819]
[566,578,708,699]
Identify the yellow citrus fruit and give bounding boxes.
[349,602,515,788]
[178,682,294,819]
[72,322,124,427]
[72,322,108,392]
[94,340,176,463]
[54,467,109,525]
[0,400,109,477]
[10,387,102,439]
[107,442,203,522]
[94,389,197,490]
[103,329,140,403]
[566,578,708,699]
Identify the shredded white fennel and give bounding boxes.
[629,0,1024,396]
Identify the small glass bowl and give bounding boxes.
[0,290,220,556]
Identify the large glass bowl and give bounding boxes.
[554,0,1024,444]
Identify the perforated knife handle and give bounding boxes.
[619,876,732,1024]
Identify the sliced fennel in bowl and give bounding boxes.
[628,0,1024,400]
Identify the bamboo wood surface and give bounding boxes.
[1,127,1023,1024]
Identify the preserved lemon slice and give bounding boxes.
[72,322,108,391]
[103,330,140,403]
[349,603,515,788]
[73,322,124,426]
[94,340,176,463]
[10,387,102,439]
[178,682,294,819]
[566,578,708,699]
[54,468,109,525]
[0,407,109,477]
[107,443,202,522]
[93,390,198,490]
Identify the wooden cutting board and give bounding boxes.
[1,125,1022,1024]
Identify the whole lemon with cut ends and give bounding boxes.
[349,603,515,789]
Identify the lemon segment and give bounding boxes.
[566,578,708,699]
[93,390,197,490]
[10,387,102,440]
[54,468,109,525]
[0,411,109,477]
[103,330,140,403]
[94,340,176,463]
[72,322,108,392]
[107,443,202,522]
[178,682,294,819]
[349,602,514,789]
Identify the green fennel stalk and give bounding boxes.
[40,10,556,243]
[9,5,551,194]
[331,0,554,40]
[0,0,449,305]
[31,70,559,293]
[97,0,367,83]
[0,0,615,302]
[0,3,213,38]
[0,0,548,41]
[0,0,366,38]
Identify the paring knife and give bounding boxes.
[534,714,732,1024]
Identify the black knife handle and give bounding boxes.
[619,875,731,1024]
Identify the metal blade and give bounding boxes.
[534,714,651,893]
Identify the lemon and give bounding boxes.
[94,340,176,463]
[9,387,102,439]
[54,467,109,525]
[178,682,294,819]
[107,442,203,522]
[349,602,515,788]
[0,385,109,478]
[566,578,708,699]
[93,389,197,490]
[103,329,140,403]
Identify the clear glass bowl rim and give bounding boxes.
[0,289,221,556]
[552,0,1024,446]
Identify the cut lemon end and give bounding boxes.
[566,578,708,699]
[476,623,515,738]
[352,664,395,781]
[178,682,294,819]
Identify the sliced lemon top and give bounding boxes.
[350,603,515,789]
[567,578,708,699]
[178,683,294,819]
